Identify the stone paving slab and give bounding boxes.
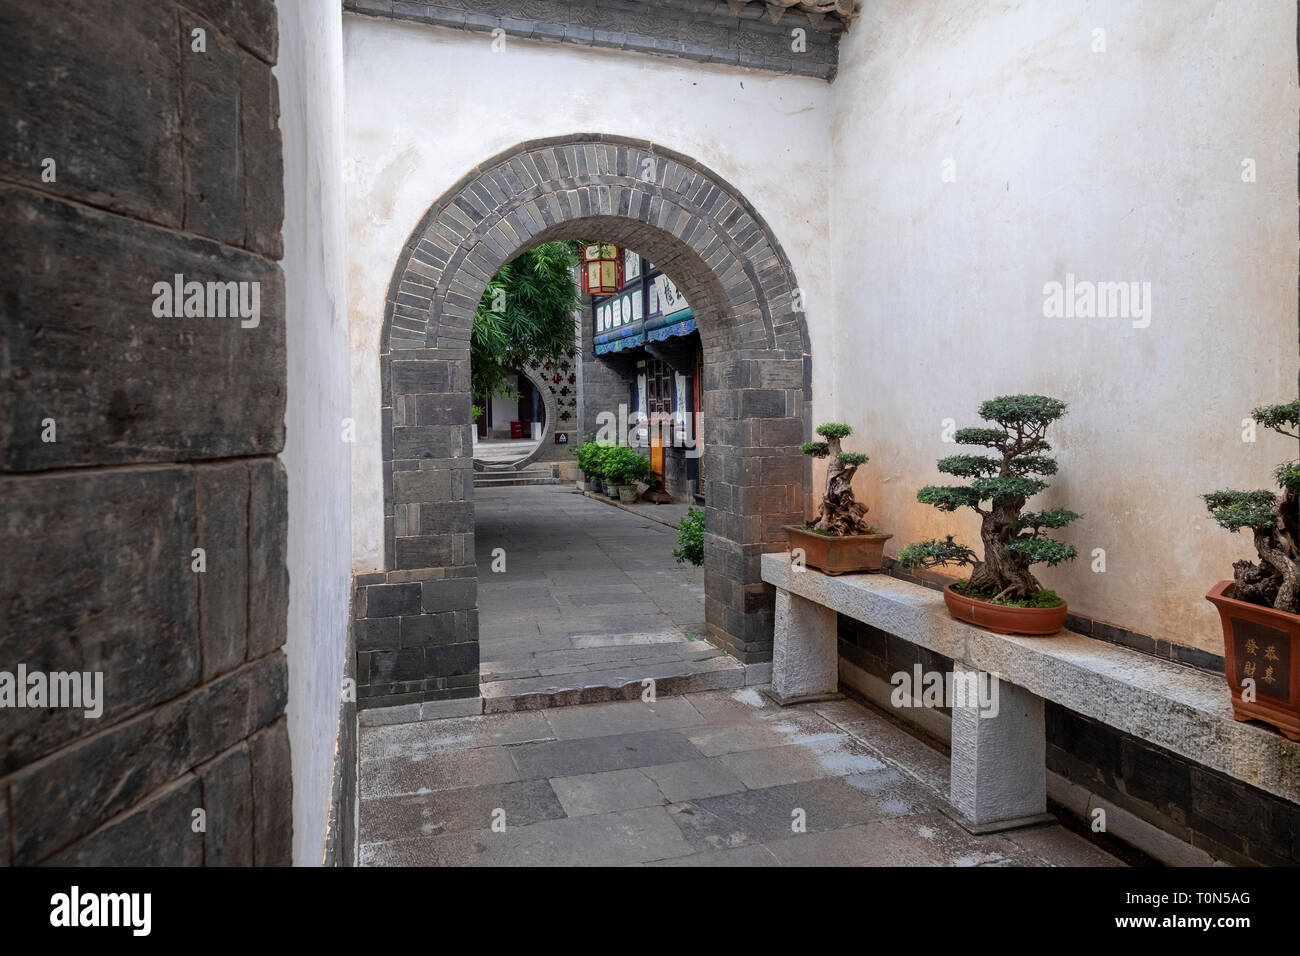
[359,690,1126,867]
[474,485,731,709]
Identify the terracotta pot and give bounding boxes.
[1205,580,1300,741]
[942,583,1068,636]
[785,526,892,575]
[617,484,639,503]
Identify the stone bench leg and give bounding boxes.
[948,664,1053,832]
[771,586,840,705]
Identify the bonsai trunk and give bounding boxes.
[968,499,1041,600]
[811,436,871,535]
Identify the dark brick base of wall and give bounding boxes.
[838,616,1300,866]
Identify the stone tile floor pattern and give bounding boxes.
[474,485,741,707]
[358,688,1124,866]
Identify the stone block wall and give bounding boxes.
[0,0,291,865]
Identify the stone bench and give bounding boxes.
[761,552,1300,833]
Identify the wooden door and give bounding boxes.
[646,359,673,482]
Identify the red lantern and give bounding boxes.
[580,243,622,295]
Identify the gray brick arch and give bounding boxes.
[357,133,812,707]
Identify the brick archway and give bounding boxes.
[357,134,812,708]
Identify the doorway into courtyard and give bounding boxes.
[355,134,814,709]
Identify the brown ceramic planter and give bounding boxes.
[1205,580,1300,742]
[942,583,1068,636]
[785,526,892,575]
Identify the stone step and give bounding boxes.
[473,475,562,487]
[479,655,748,713]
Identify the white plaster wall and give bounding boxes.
[276,0,353,865]
[343,15,833,570]
[831,0,1298,652]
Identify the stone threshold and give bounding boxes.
[360,657,773,724]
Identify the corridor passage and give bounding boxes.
[357,689,1123,866]
[473,485,744,709]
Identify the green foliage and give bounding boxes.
[601,445,652,485]
[953,427,1009,447]
[898,535,979,569]
[574,436,609,477]
[1006,537,1078,567]
[969,475,1049,502]
[906,394,1078,597]
[836,452,869,466]
[1253,401,1299,438]
[471,404,484,422]
[816,423,852,440]
[1203,400,1300,612]
[472,240,581,403]
[1276,462,1300,497]
[936,455,1000,478]
[1017,509,1082,531]
[674,507,706,566]
[801,441,830,458]
[916,485,982,512]
[1203,489,1279,532]
[977,395,1068,428]
[1011,455,1059,476]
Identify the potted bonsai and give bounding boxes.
[898,395,1080,635]
[787,423,891,574]
[1203,400,1300,740]
[605,445,652,503]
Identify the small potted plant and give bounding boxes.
[786,423,891,574]
[574,437,604,493]
[605,445,652,503]
[1203,400,1300,740]
[898,395,1080,635]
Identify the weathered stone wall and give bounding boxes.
[0,0,291,865]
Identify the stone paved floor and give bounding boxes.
[474,485,742,708]
[358,689,1124,866]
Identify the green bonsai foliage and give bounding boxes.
[1203,401,1299,613]
[899,395,1080,604]
[801,423,874,535]
[674,506,706,566]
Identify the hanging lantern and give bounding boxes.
[580,242,622,296]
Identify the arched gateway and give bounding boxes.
[357,134,812,707]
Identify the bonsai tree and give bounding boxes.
[801,423,875,535]
[1203,401,1299,613]
[899,395,1080,604]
